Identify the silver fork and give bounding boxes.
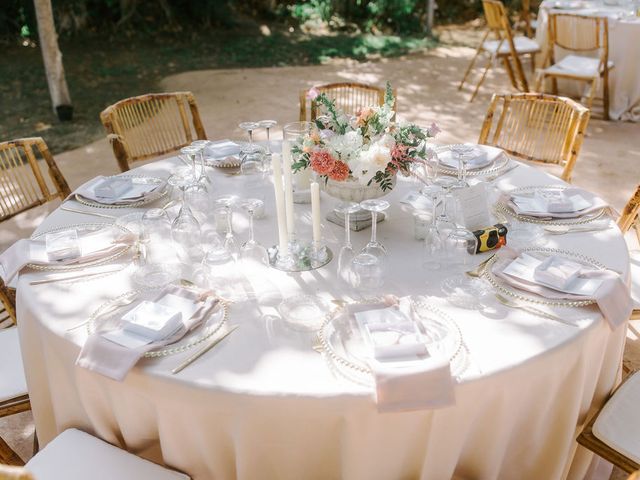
[494,294,577,327]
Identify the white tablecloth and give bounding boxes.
[537,1,640,121]
[16,157,630,479]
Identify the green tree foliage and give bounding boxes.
[1,0,523,39]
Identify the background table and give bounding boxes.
[16,157,629,479]
[537,1,640,121]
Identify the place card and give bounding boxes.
[121,300,183,341]
[503,253,603,296]
[355,307,428,361]
[45,229,81,262]
[454,183,491,231]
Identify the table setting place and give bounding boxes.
[3,87,634,416]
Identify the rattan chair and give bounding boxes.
[577,371,640,474]
[0,137,70,323]
[478,93,590,182]
[100,92,207,172]
[520,0,540,38]
[620,184,640,325]
[459,0,540,102]
[0,326,30,467]
[0,429,190,479]
[535,13,613,120]
[299,82,392,122]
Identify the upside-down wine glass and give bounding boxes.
[334,202,361,282]
[215,195,239,257]
[258,120,278,157]
[239,122,259,146]
[435,176,458,233]
[420,184,445,271]
[360,199,390,260]
[239,198,268,265]
[171,201,202,261]
[190,139,210,184]
[179,145,201,182]
[450,144,475,188]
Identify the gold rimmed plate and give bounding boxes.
[480,247,605,308]
[495,185,609,226]
[28,223,133,272]
[86,288,229,358]
[75,175,167,209]
[317,297,470,386]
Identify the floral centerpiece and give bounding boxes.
[291,83,439,198]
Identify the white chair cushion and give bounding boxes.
[592,371,640,465]
[482,36,541,55]
[0,327,28,403]
[530,19,538,31]
[543,55,615,79]
[625,231,640,310]
[26,429,190,480]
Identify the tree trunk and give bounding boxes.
[33,0,73,121]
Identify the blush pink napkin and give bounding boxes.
[494,248,632,329]
[76,286,219,381]
[351,297,455,413]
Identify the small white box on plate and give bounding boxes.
[45,229,81,262]
[121,301,183,341]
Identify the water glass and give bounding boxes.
[351,253,384,290]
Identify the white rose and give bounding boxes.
[378,133,396,150]
[366,143,392,169]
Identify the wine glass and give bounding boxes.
[420,184,445,270]
[435,176,458,232]
[190,139,210,184]
[239,122,259,146]
[239,198,268,265]
[179,145,201,181]
[360,199,390,259]
[450,144,475,188]
[215,195,239,257]
[133,208,177,289]
[258,119,277,157]
[350,253,384,291]
[183,183,210,224]
[171,204,202,261]
[334,202,361,282]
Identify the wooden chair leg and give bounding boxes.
[0,435,24,466]
[33,431,39,455]
[459,49,483,91]
[502,58,518,90]
[603,72,610,121]
[586,78,597,113]
[534,71,545,92]
[530,53,536,74]
[551,77,559,95]
[470,56,494,102]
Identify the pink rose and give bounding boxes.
[427,122,441,137]
[306,87,320,100]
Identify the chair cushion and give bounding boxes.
[482,36,541,55]
[0,327,28,403]
[592,371,640,465]
[543,55,615,79]
[26,429,190,480]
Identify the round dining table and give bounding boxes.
[15,152,629,480]
[536,0,640,121]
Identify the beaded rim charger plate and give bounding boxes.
[75,175,167,209]
[28,223,132,272]
[480,247,605,307]
[317,297,470,386]
[86,288,229,358]
[494,185,608,226]
[434,145,510,177]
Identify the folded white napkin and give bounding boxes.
[74,176,163,205]
[506,187,608,218]
[352,297,455,412]
[76,286,219,381]
[0,227,134,284]
[534,256,583,290]
[438,145,503,170]
[205,139,241,159]
[495,249,632,329]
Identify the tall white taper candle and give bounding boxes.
[271,153,289,254]
[310,181,321,244]
[282,143,296,240]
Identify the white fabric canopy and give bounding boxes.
[15,155,630,479]
[537,1,640,121]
